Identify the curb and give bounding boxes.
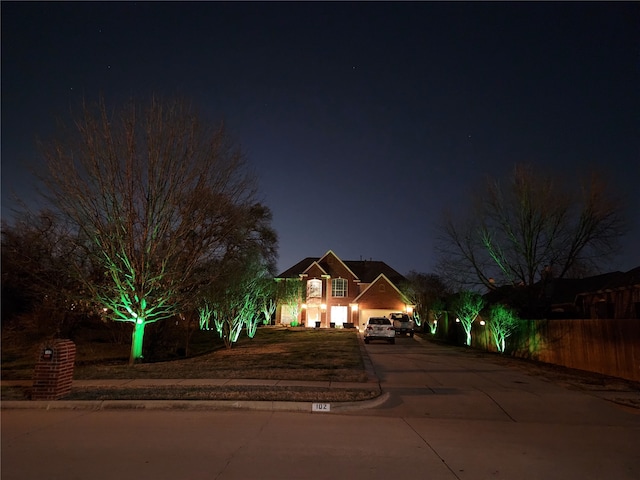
[1,392,391,413]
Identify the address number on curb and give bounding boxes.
[312,403,331,412]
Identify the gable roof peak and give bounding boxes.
[302,260,328,276]
[276,250,407,285]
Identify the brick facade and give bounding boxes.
[32,339,76,400]
[276,250,413,328]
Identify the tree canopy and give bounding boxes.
[437,164,626,291]
[35,96,277,364]
[401,271,450,329]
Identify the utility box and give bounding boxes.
[32,339,76,400]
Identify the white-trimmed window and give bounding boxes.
[332,278,347,297]
[307,279,322,299]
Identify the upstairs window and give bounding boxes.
[307,279,322,299]
[332,278,347,297]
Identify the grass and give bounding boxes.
[75,327,367,382]
[1,326,375,402]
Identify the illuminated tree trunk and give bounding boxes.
[453,292,484,347]
[130,321,146,365]
[246,315,259,338]
[463,326,472,347]
[491,329,507,352]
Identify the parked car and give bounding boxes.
[363,317,395,344]
[390,312,414,337]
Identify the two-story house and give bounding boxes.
[274,250,414,329]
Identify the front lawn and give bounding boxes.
[1,326,373,402]
[1,326,367,382]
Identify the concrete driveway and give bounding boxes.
[360,334,640,422]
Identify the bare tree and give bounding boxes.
[1,211,96,337]
[257,278,277,326]
[437,164,626,290]
[401,271,449,330]
[37,96,263,364]
[203,228,278,348]
[429,298,447,335]
[487,303,520,353]
[452,291,485,346]
[206,265,264,348]
[276,279,305,325]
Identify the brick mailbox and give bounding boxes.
[32,339,76,400]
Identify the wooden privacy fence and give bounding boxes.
[433,316,640,382]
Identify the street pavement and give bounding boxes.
[2,334,639,479]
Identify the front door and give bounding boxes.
[331,306,348,327]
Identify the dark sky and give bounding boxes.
[2,2,639,276]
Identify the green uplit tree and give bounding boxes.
[402,271,449,330]
[452,291,485,346]
[276,278,305,325]
[206,262,268,348]
[429,298,447,335]
[258,282,277,326]
[246,273,278,330]
[198,302,215,332]
[201,207,277,347]
[487,304,520,353]
[437,164,626,295]
[38,96,263,364]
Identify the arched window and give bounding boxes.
[307,279,322,299]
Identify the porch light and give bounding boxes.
[301,304,307,309]
[351,304,358,311]
[480,320,486,326]
[321,304,327,311]
[456,317,460,323]
[406,306,413,314]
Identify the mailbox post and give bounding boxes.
[32,339,76,400]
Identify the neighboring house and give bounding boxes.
[274,250,414,329]
[574,267,640,319]
[546,267,640,319]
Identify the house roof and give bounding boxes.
[353,273,412,304]
[547,266,640,304]
[276,255,407,285]
[483,266,640,313]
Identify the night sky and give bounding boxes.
[2,2,638,276]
